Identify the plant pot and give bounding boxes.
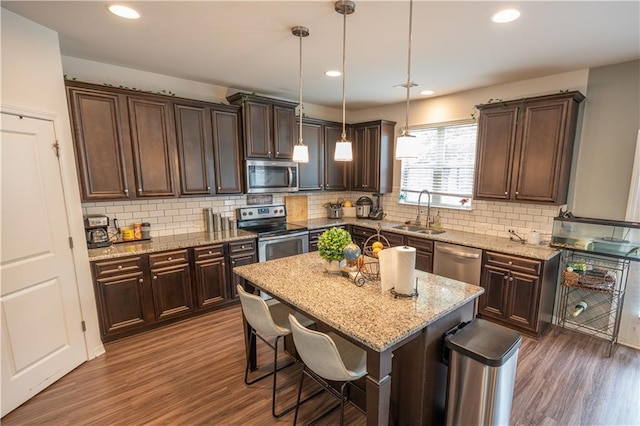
[323,259,345,274]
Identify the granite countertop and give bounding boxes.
[233,252,484,352]
[293,217,559,261]
[87,230,256,261]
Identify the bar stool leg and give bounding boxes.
[293,365,306,425]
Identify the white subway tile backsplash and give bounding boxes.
[85,206,107,214]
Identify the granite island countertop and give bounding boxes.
[87,230,256,261]
[294,217,560,261]
[233,251,484,352]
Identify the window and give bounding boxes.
[399,120,477,210]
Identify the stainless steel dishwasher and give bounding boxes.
[433,241,482,285]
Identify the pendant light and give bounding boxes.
[334,0,355,162]
[395,0,419,159]
[292,26,310,163]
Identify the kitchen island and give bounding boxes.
[233,252,484,425]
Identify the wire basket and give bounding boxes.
[562,269,616,294]
[352,232,390,285]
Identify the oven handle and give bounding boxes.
[258,230,309,242]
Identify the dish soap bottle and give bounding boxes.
[433,212,442,229]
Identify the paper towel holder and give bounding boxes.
[391,278,418,298]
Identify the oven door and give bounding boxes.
[258,231,309,262]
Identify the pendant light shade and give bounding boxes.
[292,26,310,163]
[334,0,355,162]
[395,0,419,160]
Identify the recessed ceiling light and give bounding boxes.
[325,70,341,77]
[491,9,520,23]
[420,90,434,96]
[107,4,140,20]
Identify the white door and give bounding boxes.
[1,113,86,416]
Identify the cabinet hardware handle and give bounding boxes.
[515,191,519,195]
[208,250,213,255]
[504,191,508,195]
[241,245,245,249]
[508,261,513,265]
[207,186,211,191]
[232,260,236,265]
[124,188,129,195]
[118,265,123,270]
[168,257,172,261]
[138,278,143,283]
[504,275,508,280]
[276,151,279,155]
[509,277,514,282]
[153,275,157,280]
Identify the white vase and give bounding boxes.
[324,259,345,273]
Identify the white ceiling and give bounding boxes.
[3,1,639,110]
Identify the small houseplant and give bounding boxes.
[317,227,352,272]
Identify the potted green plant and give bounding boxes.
[317,227,352,273]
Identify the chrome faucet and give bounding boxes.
[415,189,432,228]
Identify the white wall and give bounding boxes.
[1,9,104,359]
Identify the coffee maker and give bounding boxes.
[84,215,112,248]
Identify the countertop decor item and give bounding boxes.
[318,227,352,272]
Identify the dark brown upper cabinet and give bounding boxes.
[350,120,396,194]
[211,107,243,194]
[227,92,297,160]
[297,118,348,192]
[174,103,213,196]
[474,91,585,204]
[66,85,132,201]
[66,81,244,201]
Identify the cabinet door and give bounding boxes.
[324,124,348,191]
[506,271,540,330]
[298,121,323,191]
[474,106,519,201]
[229,253,257,299]
[150,264,193,321]
[95,271,151,338]
[174,104,212,196]
[513,98,570,203]
[273,104,295,160]
[479,265,509,319]
[244,100,272,158]
[67,87,131,201]
[128,97,176,197]
[352,127,368,191]
[211,108,243,194]
[194,258,227,309]
[406,236,434,273]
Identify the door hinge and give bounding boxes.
[52,140,60,158]
[69,237,74,249]
[81,321,86,332]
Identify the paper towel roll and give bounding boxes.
[394,246,416,295]
[378,248,395,291]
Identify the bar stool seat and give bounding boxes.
[237,285,314,418]
[289,314,367,425]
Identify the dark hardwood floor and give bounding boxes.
[3,305,639,425]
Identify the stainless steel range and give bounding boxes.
[236,205,309,262]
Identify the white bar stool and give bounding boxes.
[237,285,315,418]
[289,314,367,426]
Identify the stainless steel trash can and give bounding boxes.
[444,319,522,426]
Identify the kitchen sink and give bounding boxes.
[392,225,425,232]
[419,229,446,235]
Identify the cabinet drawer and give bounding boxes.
[228,239,256,255]
[149,249,189,268]
[194,244,225,261]
[406,236,433,252]
[485,252,541,275]
[380,231,405,247]
[94,256,144,278]
[350,226,376,239]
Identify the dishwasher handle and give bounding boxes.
[435,244,481,259]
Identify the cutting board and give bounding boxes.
[285,195,308,222]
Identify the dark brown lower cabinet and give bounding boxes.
[92,240,256,342]
[309,225,348,252]
[228,239,257,299]
[193,244,227,308]
[478,251,559,337]
[406,236,434,273]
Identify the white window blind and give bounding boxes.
[399,121,477,209]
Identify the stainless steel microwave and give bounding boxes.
[245,160,298,193]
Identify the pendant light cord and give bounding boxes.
[404,0,413,136]
[341,2,347,141]
[298,30,304,144]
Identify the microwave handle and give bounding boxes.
[288,167,294,187]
